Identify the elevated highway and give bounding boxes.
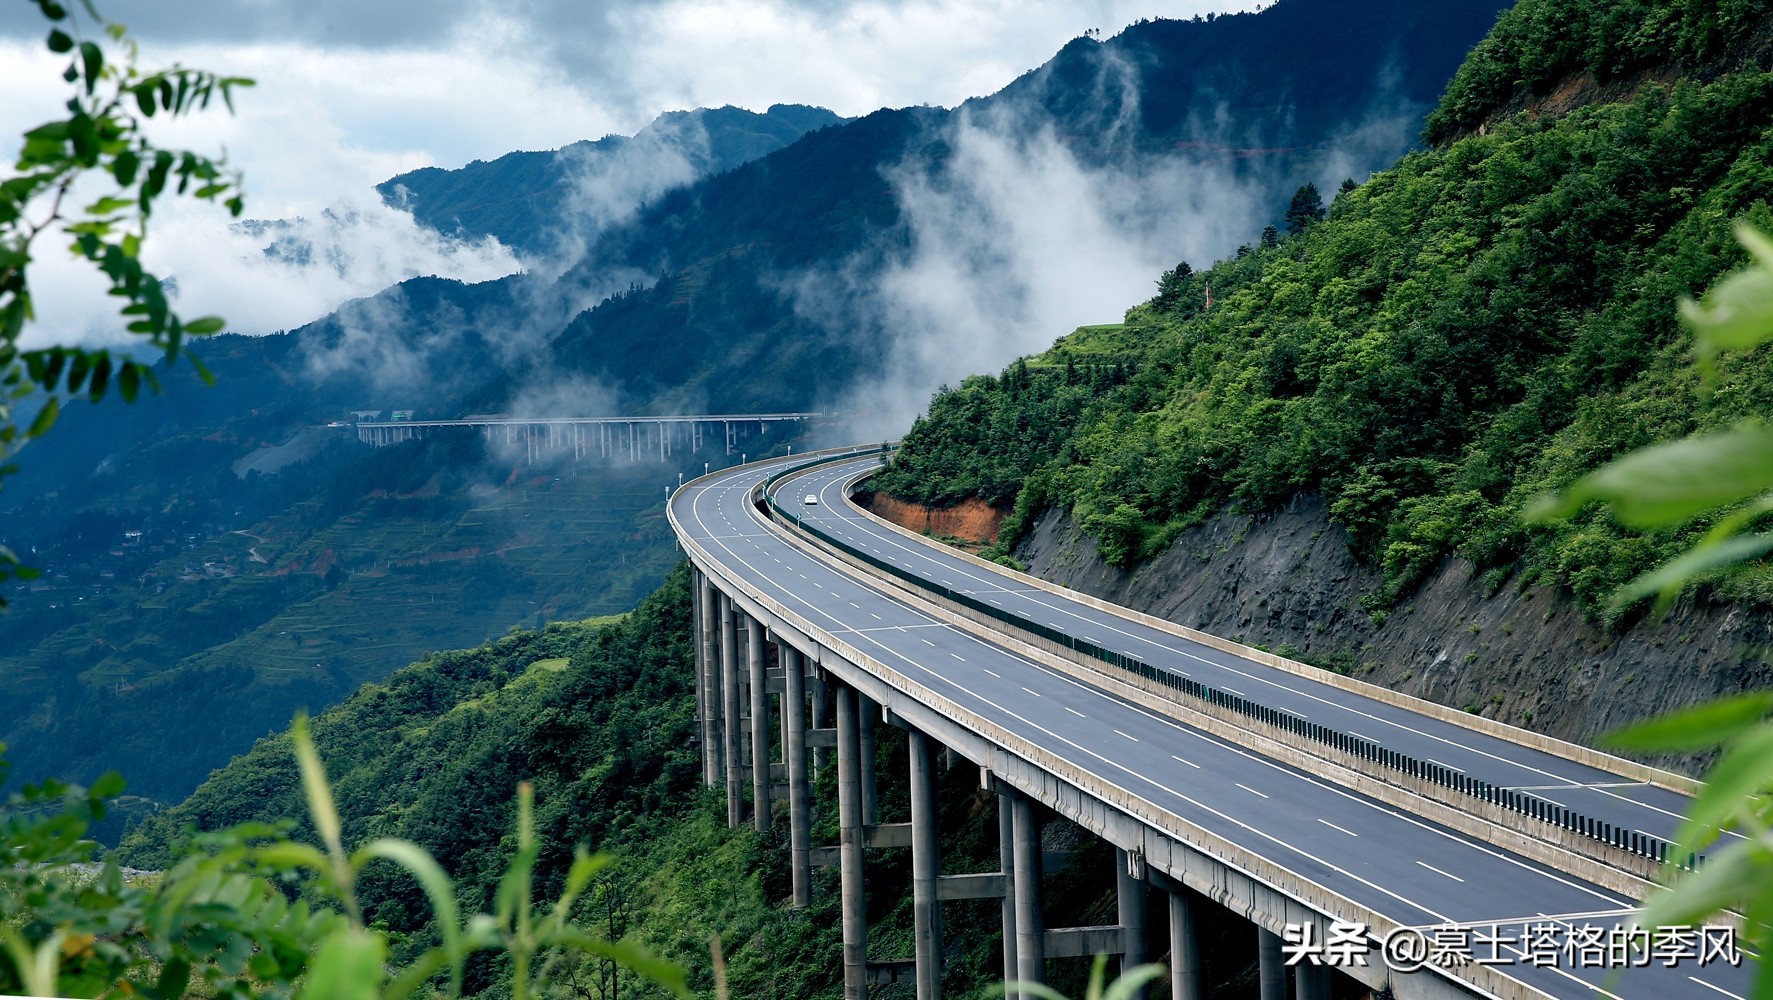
[669,448,1748,1000]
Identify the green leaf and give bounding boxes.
[1527,425,1773,528]
[1613,531,1773,610]
[1674,724,1773,853]
[297,929,385,1000]
[1638,838,1770,930]
[548,930,691,999]
[87,352,110,401]
[1101,964,1169,1000]
[355,838,465,995]
[1607,692,1773,752]
[118,361,139,402]
[184,315,225,335]
[154,956,192,999]
[1681,266,1773,352]
[25,396,59,438]
[46,28,72,53]
[290,714,345,863]
[78,41,102,93]
[253,842,330,874]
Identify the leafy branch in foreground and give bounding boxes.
[0,0,252,603]
[1530,222,1773,996]
[0,715,688,999]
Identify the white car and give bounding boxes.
[803,494,819,505]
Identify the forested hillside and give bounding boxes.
[119,566,1184,999]
[876,0,1773,624]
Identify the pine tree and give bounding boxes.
[1260,225,1280,248]
[1285,182,1326,234]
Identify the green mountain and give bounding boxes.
[871,0,1773,731]
[376,105,847,259]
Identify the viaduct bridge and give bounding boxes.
[668,447,1747,1000]
[352,412,831,463]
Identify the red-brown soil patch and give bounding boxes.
[866,494,1006,546]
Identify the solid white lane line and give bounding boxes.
[1317,819,1358,837]
[1416,861,1464,883]
[1688,976,1746,1000]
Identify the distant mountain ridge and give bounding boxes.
[375,104,846,258]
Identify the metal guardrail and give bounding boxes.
[762,467,1701,875]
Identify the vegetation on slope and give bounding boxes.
[874,2,1773,624]
[117,563,1227,998]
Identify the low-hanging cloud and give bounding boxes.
[788,104,1266,439]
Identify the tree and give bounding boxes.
[1260,224,1280,248]
[0,0,251,603]
[1154,260,1192,310]
[1531,223,1773,991]
[1284,181,1325,234]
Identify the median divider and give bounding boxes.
[760,466,1703,886]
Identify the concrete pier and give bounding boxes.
[1116,847,1147,991]
[1011,794,1044,994]
[836,685,868,1000]
[1168,888,1203,1000]
[859,692,880,826]
[748,616,770,832]
[1258,926,1286,1000]
[783,645,812,908]
[909,731,943,1000]
[720,595,742,829]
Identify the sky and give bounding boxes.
[0,0,1268,348]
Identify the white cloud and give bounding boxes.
[790,104,1265,438]
[0,2,1267,350]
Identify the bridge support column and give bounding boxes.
[836,685,868,1000]
[700,578,721,787]
[691,570,706,784]
[1296,962,1330,1000]
[1115,848,1147,993]
[859,693,880,825]
[747,615,770,832]
[909,731,942,1000]
[997,789,1018,991]
[782,645,811,908]
[720,595,743,829]
[810,670,831,777]
[1011,794,1044,994]
[1167,887,1203,1000]
[1257,926,1285,1000]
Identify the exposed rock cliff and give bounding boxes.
[1010,497,1773,777]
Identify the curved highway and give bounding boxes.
[780,458,1705,853]
[671,451,1749,1000]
